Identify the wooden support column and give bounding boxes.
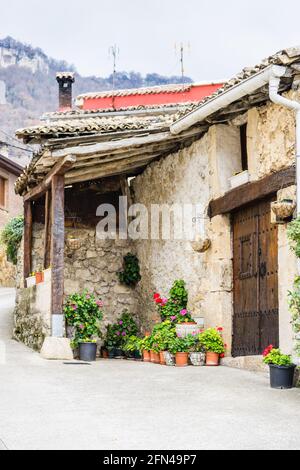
[23,200,32,282]
[43,190,52,269]
[50,174,65,337]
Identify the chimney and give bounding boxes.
[56,72,75,111]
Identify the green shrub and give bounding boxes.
[198,328,226,354]
[0,215,24,265]
[105,310,138,350]
[118,253,141,287]
[263,347,293,367]
[64,291,103,348]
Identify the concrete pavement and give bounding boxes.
[0,288,300,450]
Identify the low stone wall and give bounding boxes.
[0,246,16,287]
[14,281,51,351]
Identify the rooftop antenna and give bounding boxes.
[175,42,191,90]
[108,44,120,109]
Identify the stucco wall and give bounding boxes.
[247,89,298,181]
[0,170,23,229]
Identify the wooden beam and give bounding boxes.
[43,190,52,269]
[50,174,65,321]
[208,166,296,218]
[23,200,32,281]
[23,155,76,202]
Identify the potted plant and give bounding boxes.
[151,320,177,365]
[140,336,152,362]
[35,268,43,284]
[105,311,138,358]
[123,335,142,360]
[79,339,98,362]
[198,328,226,366]
[148,333,160,364]
[26,272,36,288]
[64,291,104,361]
[168,336,190,367]
[263,345,296,389]
[187,334,206,366]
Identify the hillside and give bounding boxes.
[0,37,192,164]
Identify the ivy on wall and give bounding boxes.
[118,253,141,287]
[287,218,300,357]
[0,216,24,265]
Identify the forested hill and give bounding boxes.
[0,36,192,162]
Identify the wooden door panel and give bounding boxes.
[232,197,279,357]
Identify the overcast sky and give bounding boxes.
[1,0,300,81]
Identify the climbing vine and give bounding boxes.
[287,217,300,357]
[0,216,24,265]
[118,253,141,287]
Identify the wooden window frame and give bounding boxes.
[0,171,8,211]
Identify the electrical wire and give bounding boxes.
[0,140,33,153]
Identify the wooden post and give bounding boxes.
[43,190,52,269]
[50,175,65,337]
[23,200,32,282]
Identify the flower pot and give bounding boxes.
[102,348,109,359]
[164,351,175,366]
[79,342,97,362]
[159,351,166,365]
[43,268,51,282]
[176,323,200,338]
[134,350,141,360]
[35,272,43,284]
[150,350,160,364]
[26,276,36,288]
[269,364,296,389]
[175,352,189,367]
[108,348,115,359]
[143,350,151,362]
[190,352,206,366]
[114,348,124,358]
[206,351,219,366]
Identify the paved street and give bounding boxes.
[0,288,299,450]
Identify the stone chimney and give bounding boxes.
[56,72,75,111]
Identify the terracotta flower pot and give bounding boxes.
[35,272,43,284]
[143,350,151,362]
[206,351,220,366]
[150,350,160,364]
[175,352,189,367]
[159,351,166,365]
[102,349,109,359]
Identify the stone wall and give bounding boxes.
[0,246,16,287]
[14,223,140,350]
[132,128,233,349]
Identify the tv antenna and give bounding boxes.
[175,42,191,89]
[108,44,120,108]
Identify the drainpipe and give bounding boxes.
[269,75,300,216]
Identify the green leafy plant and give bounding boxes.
[167,336,192,354]
[153,280,194,324]
[287,217,300,358]
[123,335,141,353]
[139,335,152,352]
[105,310,138,350]
[0,215,24,265]
[263,345,293,367]
[198,328,226,354]
[150,320,177,352]
[118,253,141,287]
[64,291,103,348]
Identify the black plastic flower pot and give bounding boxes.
[108,348,116,358]
[134,350,141,360]
[269,364,296,389]
[79,342,97,362]
[114,348,124,358]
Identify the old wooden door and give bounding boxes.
[232,197,279,357]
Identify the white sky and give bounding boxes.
[1,0,300,81]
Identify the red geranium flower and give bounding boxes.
[217,327,223,332]
[263,345,274,357]
[153,293,160,300]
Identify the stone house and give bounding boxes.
[14,48,300,367]
[0,151,23,286]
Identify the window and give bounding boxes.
[0,176,6,208]
[240,123,248,171]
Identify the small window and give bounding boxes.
[240,123,248,171]
[0,176,6,207]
